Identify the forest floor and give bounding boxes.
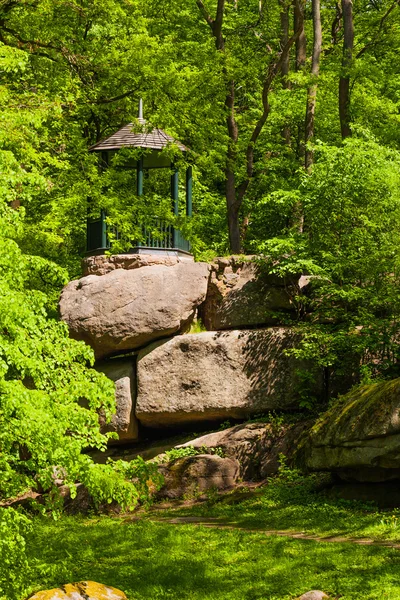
[25,481,400,600]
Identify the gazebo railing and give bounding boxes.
[86,214,190,254]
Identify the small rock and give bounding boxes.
[28,581,127,600]
[298,592,329,600]
[158,454,239,499]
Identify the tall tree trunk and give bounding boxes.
[225,80,241,253]
[197,0,302,253]
[280,0,291,145]
[304,0,322,171]
[339,0,354,138]
[197,0,242,253]
[294,0,306,69]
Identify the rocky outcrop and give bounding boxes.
[176,421,310,480]
[136,329,323,428]
[59,261,209,359]
[28,581,127,600]
[96,358,138,443]
[199,256,295,331]
[301,378,400,482]
[157,454,239,499]
[82,253,193,277]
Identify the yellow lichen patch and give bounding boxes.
[77,581,127,599]
[28,582,127,600]
[28,589,68,600]
[62,583,82,596]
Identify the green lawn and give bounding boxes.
[26,513,400,600]
[153,478,400,543]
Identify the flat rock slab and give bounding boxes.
[96,358,138,443]
[28,581,127,600]
[82,253,193,277]
[59,261,209,359]
[136,328,322,428]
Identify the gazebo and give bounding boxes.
[87,100,193,258]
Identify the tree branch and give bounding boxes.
[195,0,214,28]
[93,89,138,105]
[356,0,400,58]
[236,4,303,204]
[213,0,226,49]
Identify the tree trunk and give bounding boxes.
[197,0,243,253]
[226,172,241,253]
[294,0,306,69]
[225,80,241,253]
[339,0,354,138]
[305,0,322,170]
[280,0,291,145]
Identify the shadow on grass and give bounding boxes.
[26,516,400,600]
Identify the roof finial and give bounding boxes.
[138,98,143,120]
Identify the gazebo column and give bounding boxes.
[99,151,109,248]
[137,156,144,196]
[171,167,179,248]
[99,209,107,249]
[185,166,192,217]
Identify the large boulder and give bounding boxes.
[301,378,400,482]
[176,421,310,480]
[28,581,127,600]
[157,454,239,499]
[59,261,209,359]
[136,328,323,428]
[96,358,138,443]
[199,256,295,330]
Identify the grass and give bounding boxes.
[153,474,400,543]
[25,514,400,600]
[23,473,400,599]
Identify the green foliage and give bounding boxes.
[156,445,225,465]
[0,509,31,600]
[187,319,207,334]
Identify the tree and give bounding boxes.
[339,0,354,138]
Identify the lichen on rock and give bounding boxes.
[300,378,400,482]
[28,580,127,600]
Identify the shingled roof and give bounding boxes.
[89,120,188,153]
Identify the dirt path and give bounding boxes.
[150,516,400,550]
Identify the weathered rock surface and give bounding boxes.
[82,253,193,277]
[298,592,329,600]
[136,328,323,428]
[28,581,127,600]
[157,454,239,499]
[301,378,400,482]
[59,261,209,359]
[176,421,310,480]
[199,256,295,331]
[96,358,138,443]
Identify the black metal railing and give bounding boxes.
[86,216,190,254]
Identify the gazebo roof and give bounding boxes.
[89,120,188,153]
